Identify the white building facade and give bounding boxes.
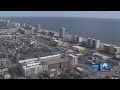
[18,54,61,76]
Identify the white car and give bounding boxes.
[111,77,118,79]
[114,78,118,79]
[111,77,114,79]
[92,62,95,64]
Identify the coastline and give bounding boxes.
[1,17,120,47]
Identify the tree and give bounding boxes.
[40,46,50,52]
[26,76,32,79]
[103,76,111,79]
[74,75,83,79]
[0,53,6,58]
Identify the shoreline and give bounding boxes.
[0,18,120,48]
[44,29,120,47]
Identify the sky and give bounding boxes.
[1,11,120,19]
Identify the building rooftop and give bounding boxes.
[93,53,110,59]
[54,40,62,43]
[104,43,110,46]
[69,54,77,58]
[18,54,66,68]
[18,58,38,64]
[73,45,85,49]
[40,57,68,65]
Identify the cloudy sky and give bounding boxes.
[0,11,120,18]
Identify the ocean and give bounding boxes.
[2,17,120,46]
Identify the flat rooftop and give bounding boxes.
[104,43,110,46]
[93,53,110,59]
[40,57,68,65]
[73,45,85,49]
[18,54,68,67]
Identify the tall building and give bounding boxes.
[90,38,93,47]
[86,38,100,49]
[48,31,54,37]
[96,40,100,49]
[17,23,21,28]
[34,24,42,33]
[109,45,115,54]
[75,35,79,43]
[71,35,79,43]
[59,27,65,39]
[92,38,96,48]
[99,43,104,50]
[79,37,83,43]
[104,44,110,53]
[7,20,10,23]
[20,23,26,28]
[86,37,92,48]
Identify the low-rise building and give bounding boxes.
[114,46,120,54]
[106,59,120,66]
[115,55,120,60]
[102,43,120,54]
[65,49,74,53]
[93,53,110,60]
[0,59,7,66]
[54,40,63,46]
[68,54,78,66]
[4,73,11,79]
[18,58,44,76]
[54,32,59,37]
[18,54,72,77]
[75,67,84,73]
[104,44,110,53]
[72,45,86,53]
[40,56,70,77]
[0,68,9,76]
[64,34,72,42]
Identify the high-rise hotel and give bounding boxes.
[59,27,66,40]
